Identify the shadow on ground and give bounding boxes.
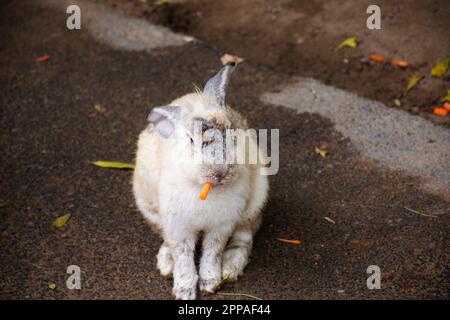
[0,1,448,299]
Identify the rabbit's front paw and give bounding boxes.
[222,247,248,281]
[199,277,221,293]
[173,273,198,300]
[157,244,173,278]
[173,286,197,300]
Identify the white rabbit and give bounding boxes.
[133,62,269,300]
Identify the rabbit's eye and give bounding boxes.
[202,133,216,146]
[202,139,214,147]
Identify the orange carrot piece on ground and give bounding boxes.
[276,238,301,245]
[35,55,49,62]
[199,182,212,200]
[369,53,384,63]
[433,107,448,116]
[443,102,450,111]
[390,58,409,68]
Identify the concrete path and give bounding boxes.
[0,0,448,299]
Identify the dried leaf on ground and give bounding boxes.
[349,239,367,249]
[431,56,450,77]
[94,104,105,113]
[390,58,409,68]
[335,37,357,52]
[276,238,301,245]
[404,206,438,218]
[369,53,384,63]
[48,283,56,290]
[182,35,195,43]
[324,217,336,224]
[53,214,71,228]
[35,55,50,62]
[315,146,329,158]
[221,54,244,65]
[394,99,401,107]
[406,73,423,92]
[433,107,448,116]
[92,161,135,169]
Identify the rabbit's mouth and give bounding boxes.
[211,176,229,185]
[201,164,236,186]
[201,172,235,186]
[201,177,228,186]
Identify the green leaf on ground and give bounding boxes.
[406,73,423,92]
[441,90,450,102]
[94,104,105,113]
[394,99,401,107]
[213,274,230,292]
[35,55,50,62]
[154,0,170,5]
[48,283,56,290]
[92,161,135,169]
[431,56,450,77]
[53,214,71,228]
[335,37,358,52]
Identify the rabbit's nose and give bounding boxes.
[213,165,229,181]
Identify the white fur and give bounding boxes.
[133,92,269,300]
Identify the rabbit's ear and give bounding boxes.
[203,62,236,107]
[147,106,181,138]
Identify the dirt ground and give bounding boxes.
[1,0,449,300]
[99,0,450,127]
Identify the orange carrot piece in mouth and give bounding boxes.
[199,182,212,200]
